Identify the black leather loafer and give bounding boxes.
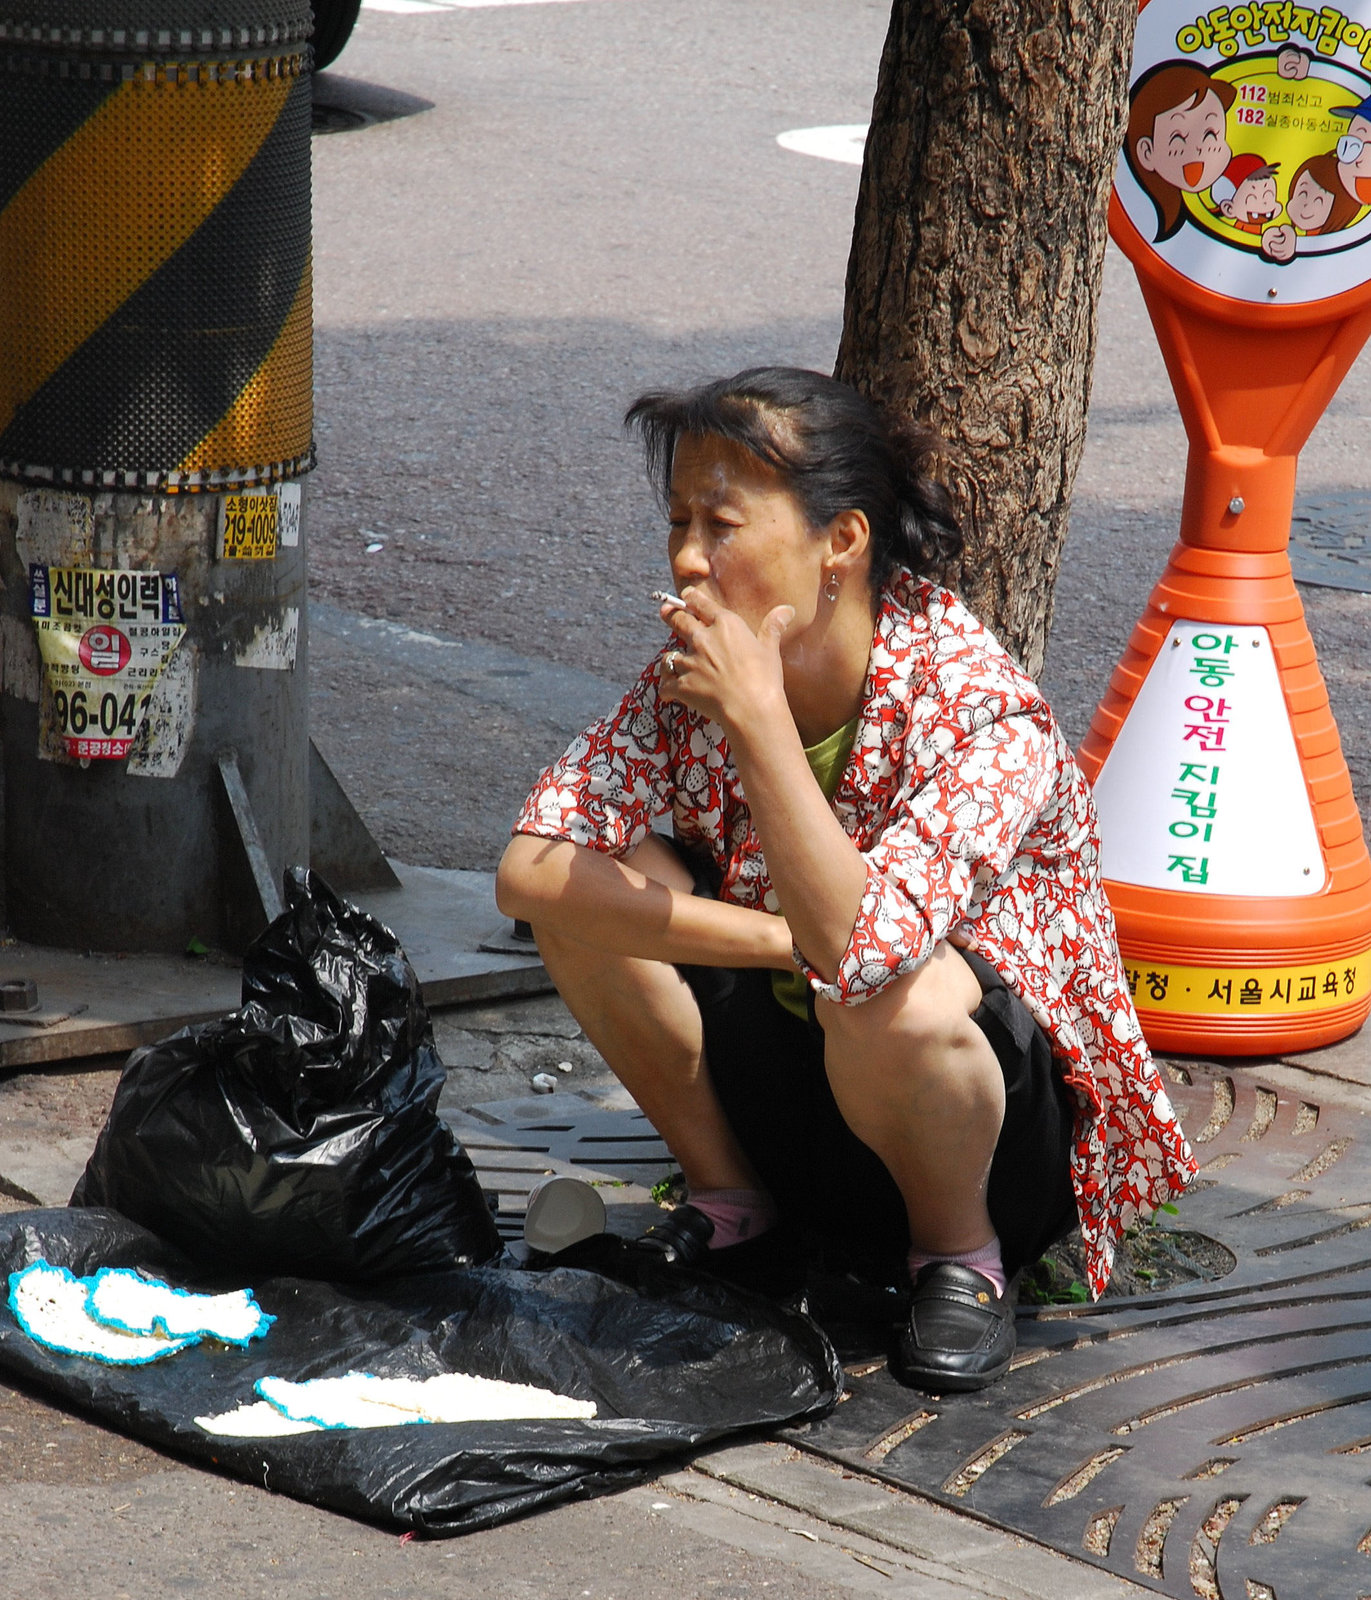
[636,1204,808,1301]
[638,1202,716,1264]
[890,1263,1015,1392]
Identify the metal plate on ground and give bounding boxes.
[311,74,434,135]
[782,1065,1371,1600]
[445,1091,674,1241]
[1290,492,1371,593]
[0,863,547,1069]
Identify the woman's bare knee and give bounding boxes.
[496,832,693,937]
[621,832,697,893]
[817,943,985,1062]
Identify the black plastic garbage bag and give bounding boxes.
[72,867,500,1280]
[0,1208,841,1534]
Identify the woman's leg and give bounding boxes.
[815,943,1005,1256]
[527,835,761,1194]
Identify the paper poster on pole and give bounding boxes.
[218,482,300,559]
[29,566,187,761]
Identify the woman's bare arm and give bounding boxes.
[658,591,870,982]
[723,708,870,982]
[495,833,795,970]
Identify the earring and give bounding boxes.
[823,573,841,603]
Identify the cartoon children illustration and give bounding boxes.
[1211,153,1281,232]
[1126,61,1236,241]
[1285,151,1356,234]
[1125,53,1371,263]
[1208,152,1299,260]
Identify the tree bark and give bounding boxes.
[835,0,1137,677]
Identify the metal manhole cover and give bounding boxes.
[1290,492,1371,593]
[783,1065,1371,1600]
[448,1073,1371,1593]
[445,1092,674,1240]
[311,75,434,137]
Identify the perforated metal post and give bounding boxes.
[0,1,316,952]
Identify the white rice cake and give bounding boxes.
[9,1262,194,1365]
[193,1401,320,1438]
[197,1370,597,1435]
[86,1268,272,1347]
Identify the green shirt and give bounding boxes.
[770,714,861,1020]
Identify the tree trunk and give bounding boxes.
[835,0,1136,677]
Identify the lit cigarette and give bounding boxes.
[652,590,687,611]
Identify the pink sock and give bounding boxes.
[907,1236,1007,1298]
[688,1188,778,1250]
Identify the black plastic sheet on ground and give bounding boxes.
[0,1208,841,1534]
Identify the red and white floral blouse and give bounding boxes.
[514,570,1196,1294]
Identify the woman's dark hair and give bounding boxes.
[624,367,963,590]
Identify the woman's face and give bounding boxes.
[1288,167,1335,230]
[667,434,826,635]
[1134,89,1231,192]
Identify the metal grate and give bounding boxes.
[1290,491,1371,593]
[444,1092,673,1239]
[448,1073,1371,1593]
[783,1066,1371,1600]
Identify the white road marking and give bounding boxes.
[776,124,868,166]
[362,0,629,12]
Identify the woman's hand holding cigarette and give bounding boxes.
[656,587,792,745]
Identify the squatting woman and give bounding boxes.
[496,368,1194,1391]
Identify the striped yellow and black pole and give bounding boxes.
[0,4,319,955]
[0,3,314,487]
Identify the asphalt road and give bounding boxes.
[308,0,893,866]
[306,0,1371,874]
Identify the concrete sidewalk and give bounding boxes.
[1,974,1368,1599]
[0,1051,1146,1600]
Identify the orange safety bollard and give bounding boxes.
[1085,0,1371,1053]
